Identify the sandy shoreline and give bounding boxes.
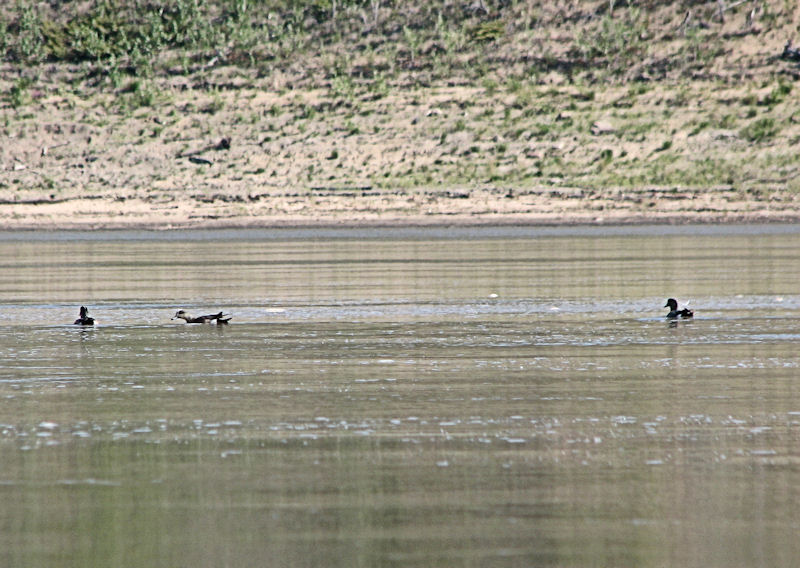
[2,189,799,231]
[3,206,798,231]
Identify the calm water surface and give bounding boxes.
[2,225,800,567]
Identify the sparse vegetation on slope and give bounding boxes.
[1,1,800,227]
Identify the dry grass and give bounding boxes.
[1,1,800,228]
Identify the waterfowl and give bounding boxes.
[74,306,95,326]
[172,310,231,324]
[664,298,693,319]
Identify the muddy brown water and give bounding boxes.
[1,225,800,567]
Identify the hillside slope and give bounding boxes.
[1,1,799,227]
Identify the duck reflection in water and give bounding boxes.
[172,310,231,325]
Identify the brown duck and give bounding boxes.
[172,310,231,324]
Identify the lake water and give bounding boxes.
[1,225,800,567]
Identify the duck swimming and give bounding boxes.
[664,298,693,319]
[74,306,95,325]
[172,310,231,324]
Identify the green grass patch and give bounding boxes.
[740,117,779,142]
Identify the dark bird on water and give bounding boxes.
[172,310,231,324]
[664,298,693,319]
[74,306,95,325]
